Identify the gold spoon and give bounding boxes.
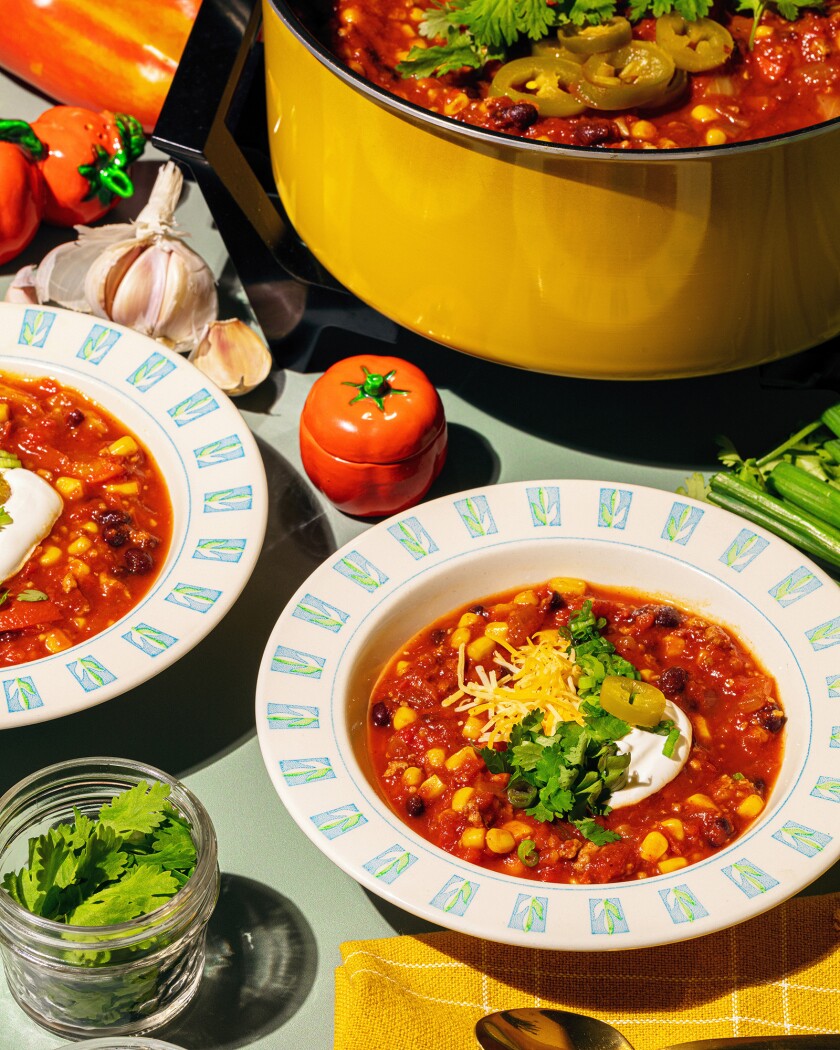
[475,1009,840,1050]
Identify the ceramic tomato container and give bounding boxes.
[299,355,447,517]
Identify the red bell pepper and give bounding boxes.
[0,123,45,265]
[0,599,61,633]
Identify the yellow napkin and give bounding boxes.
[335,892,840,1050]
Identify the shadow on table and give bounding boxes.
[158,873,318,1049]
[0,436,335,795]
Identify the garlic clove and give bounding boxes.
[4,266,38,305]
[188,319,273,397]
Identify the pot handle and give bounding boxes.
[152,0,341,291]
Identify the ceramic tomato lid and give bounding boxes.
[301,355,445,465]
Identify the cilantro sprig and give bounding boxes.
[561,599,640,699]
[1,780,196,927]
[397,0,823,79]
[481,705,629,843]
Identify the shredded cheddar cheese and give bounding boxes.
[442,629,582,745]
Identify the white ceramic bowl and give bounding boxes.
[0,302,268,727]
[256,479,840,950]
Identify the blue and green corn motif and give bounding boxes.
[719,529,769,572]
[387,516,438,559]
[509,893,548,934]
[167,388,219,427]
[271,645,325,678]
[454,495,497,538]
[658,884,708,924]
[769,567,822,607]
[829,674,840,699]
[192,537,247,563]
[267,703,319,729]
[278,757,335,786]
[19,309,55,347]
[527,486,561,527]
[203,486,253,513]
[589,897,628,935]
[3,676,43,713]
[831,725,840,749]
[772,821,832,857]
[165,583,222,614]
[77,324,120,364]
[811,777,840,804]
[661,501,704,545]
[806,616,840,652]
[293,594,349,633]
[121,624,178,656]
[310,804,367,839]
[193,435,245,468]
[127,352,176,392]
[598,487,632,530]
[363,844,418,884]
[721,859,780,898]
[429,875,478,916]
[66,656,117,692]
[332,551,388,592]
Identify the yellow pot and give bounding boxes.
[263,0,840,379]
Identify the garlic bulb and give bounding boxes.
[31,161,218,353]
[188,319,273,397]
[4,266,38,305]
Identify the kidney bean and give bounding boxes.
[659,665,689,695]
[65,409,84,428]
[124,548,154,575]
[654,606,681,628]
[371,701,391,727]
[406,795,425,818]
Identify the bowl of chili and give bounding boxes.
[259,0,840,379]
[256,478,840,949]
[0,301,268,728]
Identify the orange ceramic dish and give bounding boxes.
[299,355,447,517]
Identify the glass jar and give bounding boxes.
[0,757,219,1039]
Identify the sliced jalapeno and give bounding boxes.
[655,14,734,72]
[531,38,586,64]
[490,56,586,117]
[558,16,632,55]
[573,41,675,111]
[637,68,689,110]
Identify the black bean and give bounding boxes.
[546,591,565,611]
[659,666,689,696]
[574,119,615,147]
[431,629,446,646]
[706,816,735,847]
[92,508,132,527]
[654,606,681,628]
[469,605,487,616]
[124,548,154,575]
[406,795,425,818]
[103,526,128,548]
[757,707,786,733]
[370,701,391,728]
[65,409,84,428]
[505,102,539,129]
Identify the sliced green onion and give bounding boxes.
[662,727,680,758]
[517,838,539,867]
[0,451,21,470]
[507,779,537,809]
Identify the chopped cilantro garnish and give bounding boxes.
[0,507,12,530]
[16,589,47,602]
[561,599,640,700]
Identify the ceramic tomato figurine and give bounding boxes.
[27,106,145,226]
[300,355,447,517]
[0,124,45,265]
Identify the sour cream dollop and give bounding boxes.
[0,468,64,584]
[609,700,693,809]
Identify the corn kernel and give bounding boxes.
[103,481,140,496]
[450,626,471,648]
[458,612,479,628]
[445,746,476,771]
[461,718,484,741]
[513,590,538,605]
[425,747,446,769]
[451,787,475,812]
[502,820,532,842]
[484,621,509,642]
[409,5,425,20]
[737,793,765,819]
[663,636,685,658]
[486,828,516,854]
[402,766,423,787]
[0,404,9,422]
[69,558,90,576]
[392,706,418,730]
[705,127,728,146]
[396,660,409,675]
[43,629,71,654]
[107,435,139,456]
[340,5,360,23]
[460,827,486,849]
[632,119,656,141]
[419,774,446,801]
[640,669,656,682]
[82,521,99,534]
[754,24,773,36]
[693,715,712,743]
[687,793,718,810]
[549,577,586,594]
[658,856,688,874]
[691,105,719,123]
[467,635,496,662]
[640,831,669,862]
[56,476,84,500]
[39,545,62,567]
[660,818,685,841]
[67,536,92,556]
